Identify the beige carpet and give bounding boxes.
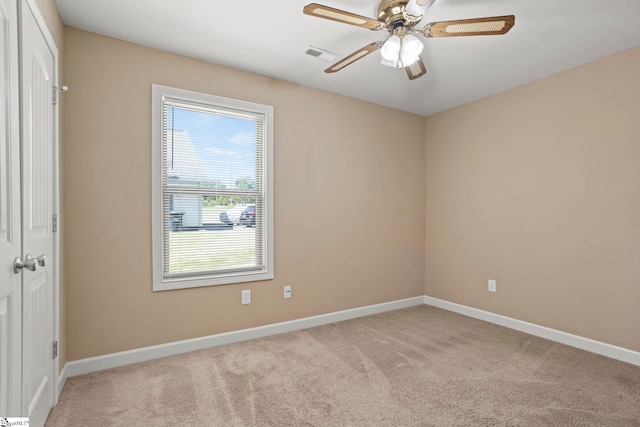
[46,306,640,426]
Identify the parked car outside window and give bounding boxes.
[219,206,246,225]
[239,206,256,227]
[220,205,256,227]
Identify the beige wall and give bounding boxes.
[35,0,66,369]
[424,46,640,352]
[63,28,426,361]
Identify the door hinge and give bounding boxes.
[52,214,58,232]
[53,341,58,359]
[52,85,68,105]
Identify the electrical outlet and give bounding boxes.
[488,280,497,293]
[242,289,251,304]
[284,285,291,299]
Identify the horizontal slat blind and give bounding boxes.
[161,98,264,279]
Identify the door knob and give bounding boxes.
[13,257,23,273]
[36,254,47,267]
[13,254,37,273]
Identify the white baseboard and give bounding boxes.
[63,296,424,379]
[424,296,640,367]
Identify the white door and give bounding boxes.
[0,0,22,417]
[20,0,56,425]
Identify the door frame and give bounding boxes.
[21,0,60,407]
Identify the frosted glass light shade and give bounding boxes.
[401,34,423,63]
[380,35,401,62]
[380,34,423,68]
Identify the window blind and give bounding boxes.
[161,98,265,279]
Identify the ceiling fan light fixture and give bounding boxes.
[380,33,423,68]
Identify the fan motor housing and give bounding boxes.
[377,0,410,27]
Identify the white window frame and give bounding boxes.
[151,84,274,291]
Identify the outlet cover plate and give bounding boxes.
[284,285,291,299]
[242,289,251,304]
[488,280,497,293]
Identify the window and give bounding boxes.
[152,85,273,291]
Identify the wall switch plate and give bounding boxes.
[242,289,251,304]
[284,285,291,299]
[488,280,497,293]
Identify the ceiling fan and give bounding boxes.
[303,0,515,80]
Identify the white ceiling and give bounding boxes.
[54,0,640,116]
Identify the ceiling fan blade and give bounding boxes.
[303,3,383,30]
[325,42,382,73]
[422,15,515,38]
[405,58,427,80]
[404,0,436,22]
